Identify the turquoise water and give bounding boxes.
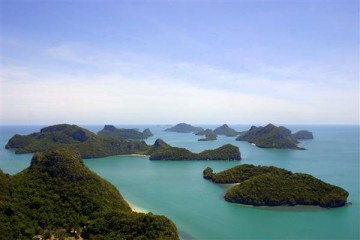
[1,125,359,239]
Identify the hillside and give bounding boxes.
[204,164,348,208]
[0,149,179,239]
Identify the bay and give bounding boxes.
[1,124,359,239]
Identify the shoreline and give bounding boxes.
[127,201,149,213]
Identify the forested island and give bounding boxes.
[0,149,179,239]
[213,124,238,137]
[149,139,240,160]
[98,125,153,140]
[236,124,313,149]
[5,124,240,161]
[164,123,203,133]
[203,164,348,208]
[197,129,217,141]
[5,124,149,158]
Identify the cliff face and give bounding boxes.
[0,149,179,239]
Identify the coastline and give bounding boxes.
[128,201,149,213]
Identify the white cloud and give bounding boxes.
[1,42,358,125]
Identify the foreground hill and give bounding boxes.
[98,125,153,140]
[236,124,312,149]
[204,164,348,208]
[0,149,179,239]
[5,124,149,158]
[149,139,241,160]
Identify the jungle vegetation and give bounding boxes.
[203,164,348,208]
[0,149,179,239]
[149,139,241,160]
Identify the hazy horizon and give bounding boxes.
[1,1,359,125]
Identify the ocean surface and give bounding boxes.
[1,124,359,239]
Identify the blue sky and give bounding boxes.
[1,0,359,125]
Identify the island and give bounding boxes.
[197,129,217,141]
[5,124,240,161]
[203,164,348,208]
[292,130,314,140]
[236,124,312,149]
[164,123,204,133]
[97,125,153,140]
[5,124,149,158]
[0,149,179,239]
[149,139,241,161]
[213,124,238,137]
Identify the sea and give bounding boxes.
[0,124,359,240]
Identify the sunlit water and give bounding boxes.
[1,125,359,239]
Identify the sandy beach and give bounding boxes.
[128,202,149,213]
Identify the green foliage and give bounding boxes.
[203,164,290,183]
[198,144,241,160]
[5,124,240,162]
[149,139,241,160]
[98,125,153,140]
[204,164,348,208]
[149,147,197,160]
[0,149,179,239]
[5,124,149,159]
[82,211,178,240]
[224,172,348,208]
[236,124,304,149]
[203,167,214,179]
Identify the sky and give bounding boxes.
[1,0,359,125]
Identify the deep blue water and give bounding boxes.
[1,124,359,239]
